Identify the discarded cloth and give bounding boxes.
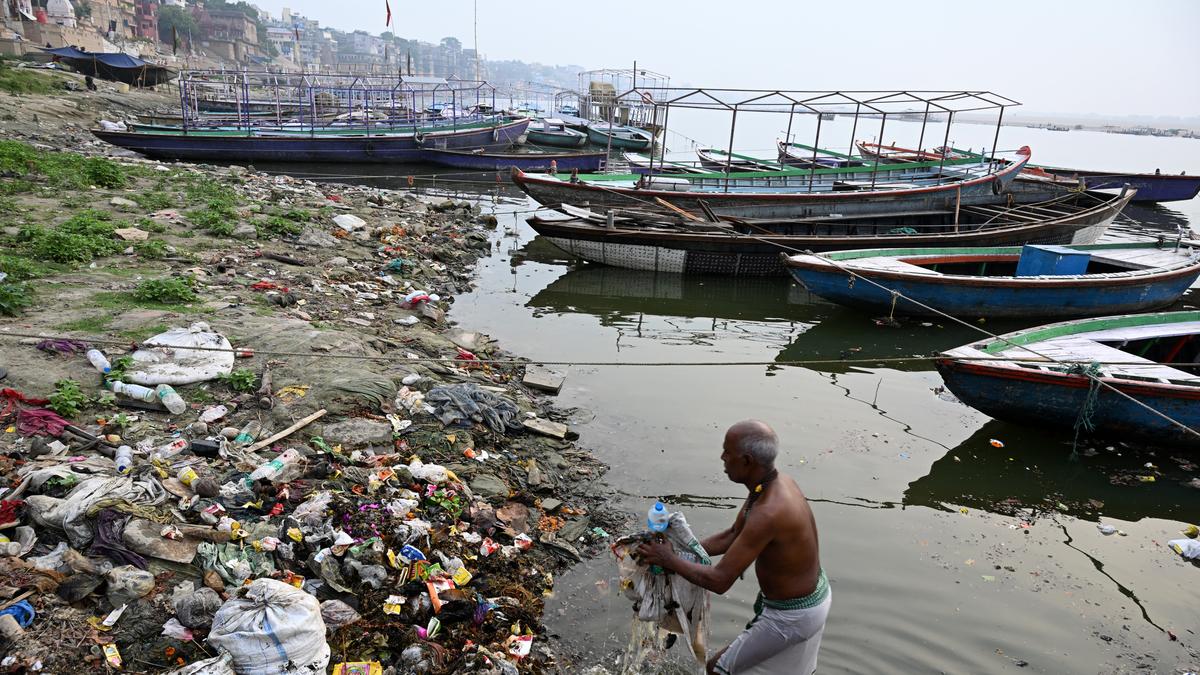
[16,408,69,437]
[425,383,521,433]
[89,508,147,569]
[24,475,168,548]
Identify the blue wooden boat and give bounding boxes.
[91,118,530,163]
[1038,168,1200,203]
[585,123,655,151]
[526,118,588,148]
[940,147,1200,203]
[936,311,1200,448]
[421,147,606,172]
[784,197,1200,318]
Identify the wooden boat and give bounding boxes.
[421,147,606,172]
[622,152,712,175]
[857,141,946,163]
[943,146,1200,203]
[91,118,530,163]
[511,147,1032,220]
[524,188,1125,277]
[695,147,786,173]
[777,141,863,169]
[586,123,655,151]
[785,221,1200,320]
[935,311,1200,447]
[526,119,588,148]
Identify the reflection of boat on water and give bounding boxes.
[526,265,831,323]
[771,309,1019,374]
[904,420,1200,524]
[1119,203,1192,233]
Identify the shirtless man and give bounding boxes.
[637,420,830,674]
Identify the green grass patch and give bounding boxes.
[132,276,197,304]
[92,290,207,314]
[0,140,127,190]
[254,215,302,239]
[136,217,168,234]
[18,210,125,264]
[133,239,167,259]
[0,281,31,316]
[57,315,113,333]
[0,254,41,281]
[133,191,174,211]
[118,323,170,342]
[0,62,64,95]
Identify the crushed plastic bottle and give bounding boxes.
[86,349,112,374]
[246,449,301,485]
[155,384,186,415]
[151,439,189,462]
[233,420,262,445]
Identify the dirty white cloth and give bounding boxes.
[615,511,712,664]
[128,322,234,385]
[24,475,168,547]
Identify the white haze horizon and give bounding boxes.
[248,0,1199,121]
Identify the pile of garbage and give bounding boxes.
[0,315,616,673]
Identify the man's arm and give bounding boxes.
[638,508,773,594]
[701,503,747,556]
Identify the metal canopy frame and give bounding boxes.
[175,70,500,135]
[613,88,1019,115]
[607,87,1020,183]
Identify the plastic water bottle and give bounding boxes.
[114,445,133,475]
[155,384,187,415]
[151,438,189,462]
[108,381,157,404]
[246,449,300,485]
[86,349,112,374]
[647,501,670,533]
[233,421,262,445]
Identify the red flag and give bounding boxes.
[385,0,392,26]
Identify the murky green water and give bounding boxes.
[446,200,1200,674]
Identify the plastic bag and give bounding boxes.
[319,599,361,630]
[208,579,330,675]
[166,652,235,675]
[613,511,711,664]
[127,322,234,386]
[174,586,223,628]
[106,565,154,606]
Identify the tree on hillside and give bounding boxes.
[158,5,198,46]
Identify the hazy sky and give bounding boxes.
[250,0,1199,118]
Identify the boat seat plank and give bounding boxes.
[1000,333,1200,383]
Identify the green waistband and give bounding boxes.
[754,569,830,613]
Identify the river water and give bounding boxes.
[272,122,1200,673]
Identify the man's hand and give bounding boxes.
[636,537,676,568]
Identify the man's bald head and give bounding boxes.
[725,420,779,467]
